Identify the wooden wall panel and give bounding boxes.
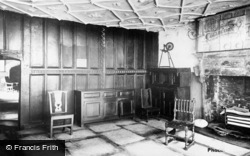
[0,12,3,49]
[76,74,87,90]
[30,75,44,122]
[105,29,114,68]
[88,74,100,89]
[127,31,135,69]
[136,32,144,69]
[114,28,125,68]
[145,32,158,68]
[47,19,60,68]
[75,24,87,68]
[145,33,153,68]
[105,74,114,88]
[87,25,99,69]
[47,75,60,91]
[62,75,74,113]
[126,74,134,89]
[5,12,22,51]
[152,33,159,68]
[0,10,159,127]
[136,75,144,88]
[115,74,124,88]
[31,18,44,67]
[62,22,73,68]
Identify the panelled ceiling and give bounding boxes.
[0,0,250,32]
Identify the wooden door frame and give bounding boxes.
[0,49,22,129]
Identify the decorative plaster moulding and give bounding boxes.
[0,0,249,32]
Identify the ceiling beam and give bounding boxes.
[127,0,145,26]
[34,5,61,20]
[179,0,185,22]
[91,1,133,12]
[203,0,212,16]
[69,12,89,24]
[4,0,31,6]
[0,1,33,16]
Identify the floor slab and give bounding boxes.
[124,140,183,156]
[88,122,121,133]
[54,129,96,141]
[195,133,250,156]
[168,140,230,156]
[102,129,145,145]
[115,119,137,126]
[123,123,161,136]
[140,119,166,130]
[67,137,120,156]
[20,134,53,140]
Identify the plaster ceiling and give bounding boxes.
[0,0,250,32]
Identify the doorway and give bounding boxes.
[0,59,20,122]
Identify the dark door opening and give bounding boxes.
[0,58,20,124]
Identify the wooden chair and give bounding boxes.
[1,77,14,92]
[140,88,160,122]
[48,90,74,138]
[165,98,196,150]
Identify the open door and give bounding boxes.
[0,58,20,127]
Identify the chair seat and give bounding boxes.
[51,112,73,116]
[166,120,194,129]
[51,114,73,120]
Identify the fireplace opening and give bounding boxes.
[202,75,250,138]
[205,75,250,122]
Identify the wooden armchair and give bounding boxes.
[48,91,74,138]
[165,98,196,150]
[1,77,14,92]
[140,88,160,122]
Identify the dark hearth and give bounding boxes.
[204,75,250,122]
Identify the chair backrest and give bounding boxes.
[173,98,196,122]
[141,88,153,108]
[48,90,67,114]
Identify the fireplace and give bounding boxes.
[204,75,250,122]
[197,49,250,122]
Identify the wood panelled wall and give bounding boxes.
[0,11,158,128]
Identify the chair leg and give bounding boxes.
[70,116,74,135]
[62,119,66,131]
[70,126,73,135]
[165,131,169,145]
[184,126,188,150]
[157,111,160,120]
[165,122,169,145]
[146,111,148,122]
[50,119,53,138]
[192,126,195,142]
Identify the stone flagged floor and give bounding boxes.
[16,118,250,156]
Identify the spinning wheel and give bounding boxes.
[163,42,174,52]
[159,42,175,67]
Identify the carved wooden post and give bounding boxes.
[100,27,105,89]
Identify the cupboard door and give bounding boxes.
[160,89,175,120]
[118,99,134,117]
[104,99,117,118]
[83,101,103,121]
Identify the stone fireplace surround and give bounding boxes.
[197,49,250,122]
